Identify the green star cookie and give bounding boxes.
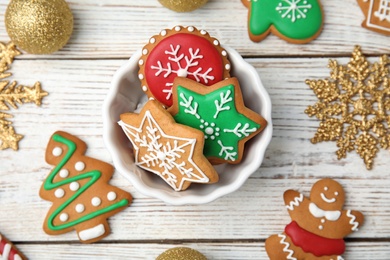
[168,77,267,164]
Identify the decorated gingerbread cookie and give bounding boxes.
[241,0,251,8]
[265,178,364,260]
[242,0,324,43]
[358,0,390,35]
[0,233,26,260]
[138,25,231,107]
[40,131,133,243]
[168,77,267,164]
[118,100,219,191]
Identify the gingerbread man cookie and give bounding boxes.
[358,0,390,36]
[242,0,324,43]
[40,131,133,243]
[265,179,364,260]
[138,25,231,107]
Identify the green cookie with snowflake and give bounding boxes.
[244,0,324,43]
[168,77,268,164]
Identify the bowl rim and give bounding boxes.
[103,46,273,205]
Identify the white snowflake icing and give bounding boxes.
[224,123,257,138]
[217,140,237,161]
[118,111,209,191]
[179,92,201,119]
[151,44,215,100]
[179,89,233,122]
[374,0,390,22]
[179,89,237,161]
[276,0,312,22]
[214,90,232,119]
[200,121,220,141]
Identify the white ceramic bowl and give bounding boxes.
[103,46,273,205]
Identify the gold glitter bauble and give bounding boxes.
[158,0,208,12]
[5,0,73,54]
[156,247,207,260]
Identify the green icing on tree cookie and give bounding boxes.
[173,84,260,162]
[43,134,129,232]
[249,0,323,40]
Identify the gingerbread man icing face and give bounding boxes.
[265,178,364,260]
[310,178,345,211]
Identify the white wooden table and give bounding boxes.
[1,0,390,259]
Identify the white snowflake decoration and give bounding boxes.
[213,90,233,119]
[276,0,312,22]
[375,0,390,22]
[176,85,259,162]
[118,111,209,191]
[151,44,215,100]
[179,89,238,161]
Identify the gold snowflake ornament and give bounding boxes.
[0,42,48,151]
[0,42,20,73]
[0,112,23,150]
[305,46,390,170]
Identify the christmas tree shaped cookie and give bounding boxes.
[168,77,267,164]
[266,179,364,259]
[243,0,324,43]
[40,131,132,243]
[119,100,219,191]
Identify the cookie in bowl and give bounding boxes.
[138,25,231,107]
[118,100,219,191]
[168,77,267,165]
[103,26,272,204]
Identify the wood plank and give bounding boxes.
[13,242,390,259]
[0,0,389,258]
[0,0,388,59]
[1,178,389,241]
[1,58,389,244]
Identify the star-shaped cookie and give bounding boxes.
[168,77,267,164]
[119,100,218,191]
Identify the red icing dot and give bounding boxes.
[145,33,225,107]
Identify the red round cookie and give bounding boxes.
[138,26,231,107]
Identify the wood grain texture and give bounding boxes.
[1,58,390,259]
[0,0,389,259]
[13,242,390,260]
[0,0,388,59]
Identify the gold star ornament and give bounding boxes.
[305,46,390,170]
[0,42,48,151]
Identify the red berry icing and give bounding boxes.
[144,33,225,106]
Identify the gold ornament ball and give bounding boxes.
[157,247,207,260]
[5,0,74,54]
[158,0,208,12]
